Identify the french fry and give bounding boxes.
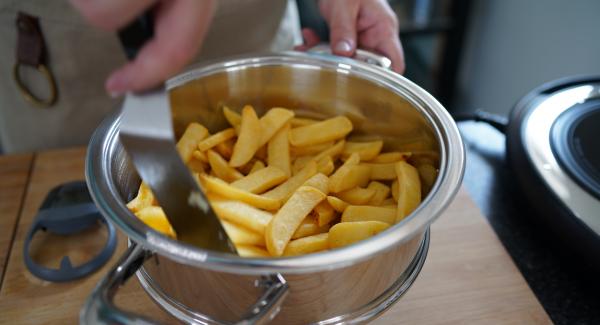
[255,144,268,161]
[230,106,262,167]
[367,181,390,206]
[417,163,437,196]
[341,205,396,224]
[370,151,412,163]
[266,186,326,256]
[258,108,295,147]
[249,160,266,174]
[136,206,176,237]
[335,187,376,205]
[365,162,397,180]
[292,217,330,239]
[230,166,287,194]
[267,123,291,177]
[395,161,422,222]
[177,123,209,163]
[192,150,208,163]
[291,155,314,174]
[221,220,265,246]
[316,156,335,176]
[289,116,353,146]
[188,157,205,174]
[236,245,270,258]
[328,221,390,249]
[210,200,273,235]
[314,140,346,162]
[201,175,280,210]
[207,150,244,182]
[391,180,399,202]
[314,201,336,226]
[197,128,236,152]
[290,117,319,127]
[283,233,329,256]
[215,138,235,159]
[342,140,383,161]
[329,153,371,193]
[291,141,334,157]
[223,106,241,133]
[127,182,154,213]
[327,196,349,213]
[381,198,395,206]
[303,173,329,194]
[263,160,317,203]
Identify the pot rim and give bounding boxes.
[86,51,465,275]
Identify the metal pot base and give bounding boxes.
[135,229,430,325]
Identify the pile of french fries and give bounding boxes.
[127,105,437,258]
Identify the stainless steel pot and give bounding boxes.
[82,51,464,324]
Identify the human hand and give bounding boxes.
[297,0,405,74]
[70,0,216,96]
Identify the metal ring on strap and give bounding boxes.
[13,62,58,108]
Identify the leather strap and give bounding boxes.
[16,11,46,67]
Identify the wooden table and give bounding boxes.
[0,147,552,324]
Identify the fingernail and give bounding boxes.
[106,72,127,97]
[109,91,123,99]
[334,40,352,53]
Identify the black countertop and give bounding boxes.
[458,121,600,325]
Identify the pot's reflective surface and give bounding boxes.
[86,52,464,275]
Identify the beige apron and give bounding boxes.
[0,0,301,153]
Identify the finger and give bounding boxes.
[321,0,360,57]
[375,36,405,74]
[302,28,322,47]
[106,0,216,94]
[70,0,154,31]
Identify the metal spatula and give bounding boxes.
[118,14,235,253]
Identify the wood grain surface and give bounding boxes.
[0,153,33,286]
[0,148,552,324]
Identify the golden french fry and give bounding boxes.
[391,180,399,202]
[291,141,334,157]
[266,186,326,256]
[316,156,335,176]
[188,157,205,174]
[223,106,241,133]
[292,216,330,239]
[395,161,422,222]
[210,199,273,235]
[290,117,319,127]
[255,144,268,161]
[236,245,270,258]
[303,173,329,194]
[283,233,329,256]
[197,128,236,152]
[215,138,235,159]
[342,140,383,161]
[249,160,266,174]
[136,206,176,237]
[329,153,371,193]
[341,205,396,224]
[327,196,349,213]
[230,106,262,167]
[364,162,396,180]
[314,140,346,162]
[192,150,208,163]
[177,123,209,163]
[263,160,317,203]
[207,150,244,182]
[335,187,376,205]
[259,108,295,147]
[370,151,412,163]
[381,198,395,206]
[201,175,280,210]
[314,201,336,226]
[127,182,154,213]
[230,166,287,194]
[221,220,265,246]
[367,181,390,206]
[417,163,437,196]
[328,221,390,249]
[267,123,291,177]
[289,116,353,146]
[291,155,314,174]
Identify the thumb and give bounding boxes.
[326,2,359,56]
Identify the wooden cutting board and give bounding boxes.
[0,147,552,324]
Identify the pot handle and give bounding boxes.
[306,44,392,70]
[80,242,289,325]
